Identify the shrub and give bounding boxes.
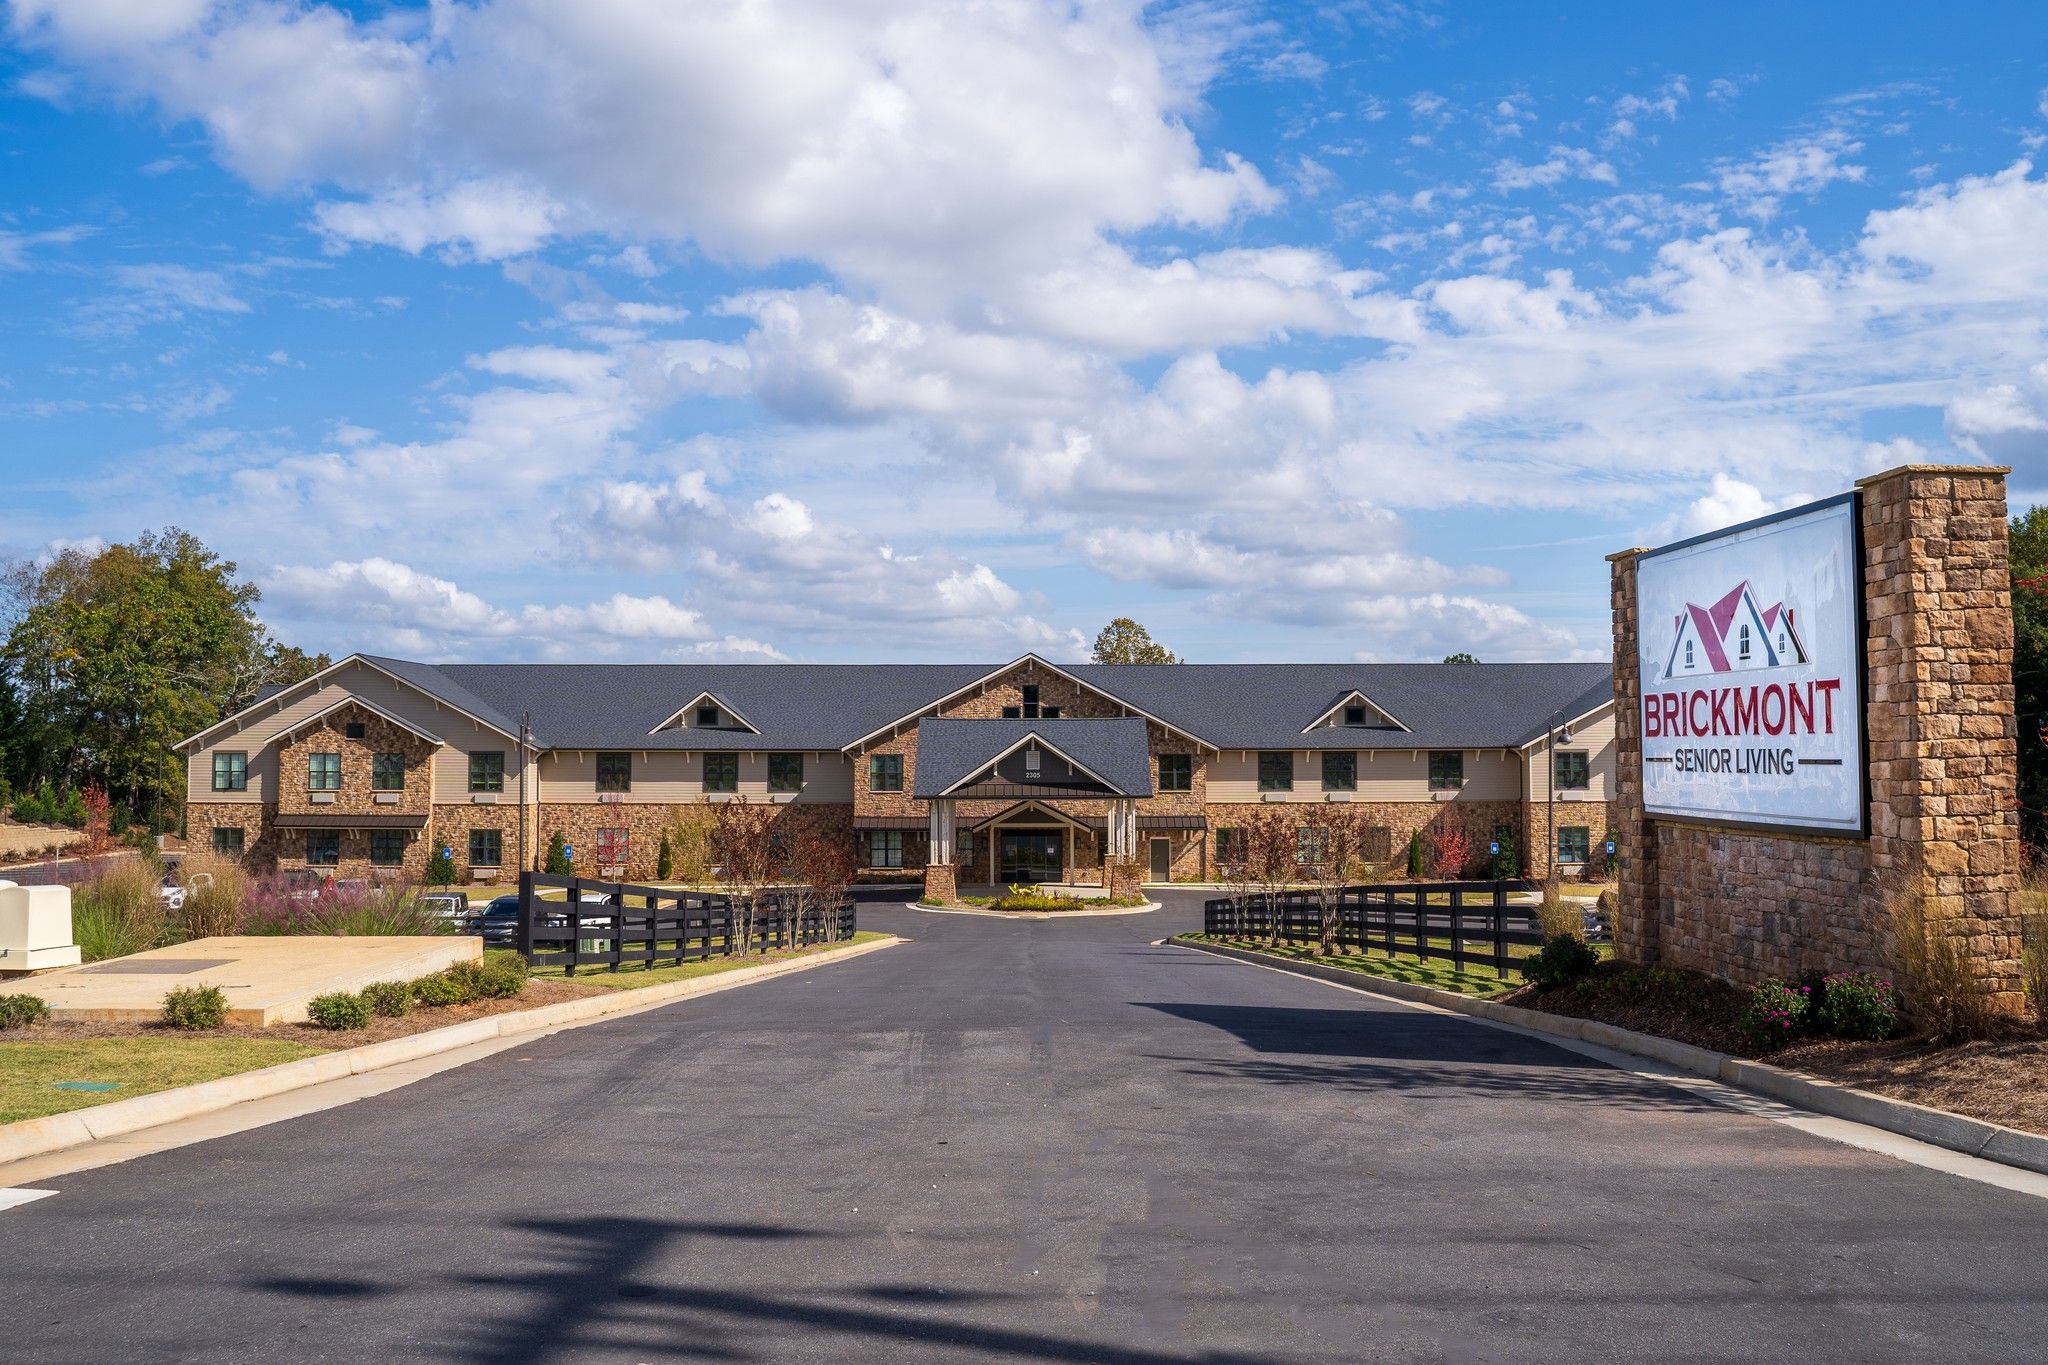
[1428,824,1473,879]
[1813,971,1902,1041]
[1523,934,1598,991]
[664,814,715,883]
[242,881,451,936]
[1891,892,2000,1042]
[73,860,175,962]
[179,858,246,939]
[1491,829,1517,880]
[411,970,474,1007]
[162,985,228,1030]
[2022,909,2048,1027]
[0,994,51,1029]
[1740,979,1811,1050]
[306,992,372,1030]
[476,951,529,998]
[544,832,572,876]
[360,980,415,1017]
[424,844,456,887]
[1405,830,1424,879]
[1535,881,1580,943]
[656,834,674,881]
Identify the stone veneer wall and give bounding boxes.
[1610,464,2024,1006]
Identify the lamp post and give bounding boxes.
[518,710,532,873]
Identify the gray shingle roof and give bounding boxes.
[912,718,1154,797]
[345,655,1611,754]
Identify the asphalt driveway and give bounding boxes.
[1,891,2044,1363]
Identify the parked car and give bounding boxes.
[471,892,614,947]
[420,890,470,922]
[156,874,186,913]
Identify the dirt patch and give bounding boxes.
[16,976,610,1049]
[1509,962,2048,1137]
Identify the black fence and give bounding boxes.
[517,872,856,976]
[1203,880,1606,978]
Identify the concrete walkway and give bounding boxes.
[2,891,2044,1362]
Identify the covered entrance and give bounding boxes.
[998,829,1064,883]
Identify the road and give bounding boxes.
[2,892,2044,1363]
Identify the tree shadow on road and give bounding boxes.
[441,1214,1271,1364]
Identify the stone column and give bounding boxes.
[1857,465,2025,1008]
[923,800,957,902]
[1607,545,1659,965]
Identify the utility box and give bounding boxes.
[0,881,83,975]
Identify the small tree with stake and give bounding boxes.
[1240,805,1301,948]
[1301,805,1365,956]
[711,797,780,954]
[787,818,858,947]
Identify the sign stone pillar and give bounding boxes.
[1607,545,1658,966]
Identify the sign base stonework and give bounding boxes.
[1608,464,2026,1009]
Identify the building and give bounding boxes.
[176,653,1617,899]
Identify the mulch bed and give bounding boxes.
[1507,961,2048,1137]
[23,977,610,1049]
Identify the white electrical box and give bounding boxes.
[0,881,83,973]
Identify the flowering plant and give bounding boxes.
[1813,971,1901,1041]
[1739,979,1811,1050]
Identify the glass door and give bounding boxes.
[999,831,1064,883]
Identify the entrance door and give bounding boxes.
[999,831,1063,883]
[1149,837,1170,881]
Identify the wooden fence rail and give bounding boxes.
[1202,880,1605,978]
[517,872,856,976]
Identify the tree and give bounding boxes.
[1428,823,1475,879]
[1238,805,1300,948]
[2010,507,2048,853]
[425,843,457,886]
[0,529,324,831]
[1442,652,1480,664]
[711,797,780,954]
[656,833,674,881]
[544,832,572,876]
[1405,829,1425,879]
[1300,805,1365,956]
[1091,618,1180,664]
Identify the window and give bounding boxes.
[1321,752,1356,791]
[869,830,904,869]
[1021,683,1040,719]
[703,753,738,793]
[1554,750,1590,791]
[1041,706,1061,719]
[305,831,340,866]
[596,828,629,866]
[695,704,720,727]
[1157,753,1192,792]
[958,830,975,867]
[1001,705,1022,718]
[768,753,804,793]
[307,752,342,790]
[469,829,503,867]
[1684,639,1695,668]
[1343,704,1367,726]
[371,753,406,791]
[1023,746,1041,775]
[1296,825,1327,867]
[596,752,633,793]
[469,752,505,793]
[1361,825,1392,863]
[1558,826,1591,864]
[344,721,366,740]
[869,753,904,792]
[1428,751,1464,791]
[1215,827,1246,866]
[212,751,247,792]
[211,826,245,856]
[1738,623,1752,661]
[369,831,407,867]
[1258,752,1294,791]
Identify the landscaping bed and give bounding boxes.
[926,891,1148,912]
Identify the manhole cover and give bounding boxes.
[73,958,235,975]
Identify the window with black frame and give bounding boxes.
[1321,752,1356,791]
[768,753,804,792]
[371,753,405,790]
[1558,826,1590,863]
[469,829,503,867]
[468,751,505,793]
[1554,750,1590,790]
[212,751,247,792]
[1427,751,1464,790]
[596,752,632,793]
[1157,753,1192,792]
[211,827,245,856]
[703,753,739,793]
[1216,827,1246,865]
[870,830,904,868]
[307,752,341,791]
[869,753,903,791]
[1257,752,1294,791]
[305,831,340,866]
[369,831,406,867]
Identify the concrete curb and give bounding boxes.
[0,936,901,1167]
[903,901,1160,919]
[1172,937,2048,1179]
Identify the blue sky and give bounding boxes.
[3,2,2046,665]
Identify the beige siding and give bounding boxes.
[184,660,514,807]
[537,751,853,804]
[1522,702,1617,809]
[1207,748,1521,803]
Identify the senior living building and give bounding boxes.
[176,653,1616,900]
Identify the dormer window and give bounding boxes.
[1684,639,1694,668]
[1738,624,1752,660]
[1024,745,1041,775]
[695,704,719,727]
[1021,684,1041,719]
[1343,705,1367,726]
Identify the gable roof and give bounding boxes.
[272,695,445,748]
[911,718,1154,797]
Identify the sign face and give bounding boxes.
[1637,493,1865,835]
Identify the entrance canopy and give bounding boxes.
[911,718,1153,799]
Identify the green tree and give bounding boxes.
[1,529,324,830]
[656,833,674,880]
[1442,652,1480,664]
[1091,617,1180,664]
[1406,829,1425,879]
[544,832,573,876]
[424,844,456,887]
[2010,507,2048,852]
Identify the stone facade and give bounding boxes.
[1611,464,2024,1006]
[266,702,438,879]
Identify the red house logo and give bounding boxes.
[1662,581,1808,681]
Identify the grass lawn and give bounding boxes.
[0,1037,328,1124]
[1176,933,1518,996]
[528,930,890,990]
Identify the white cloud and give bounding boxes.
[1714,129,1866,219]
[314,178,564,261]
[1946,363,2048,465]
[1491,146,1617,192]
[1656,474,1801,540]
